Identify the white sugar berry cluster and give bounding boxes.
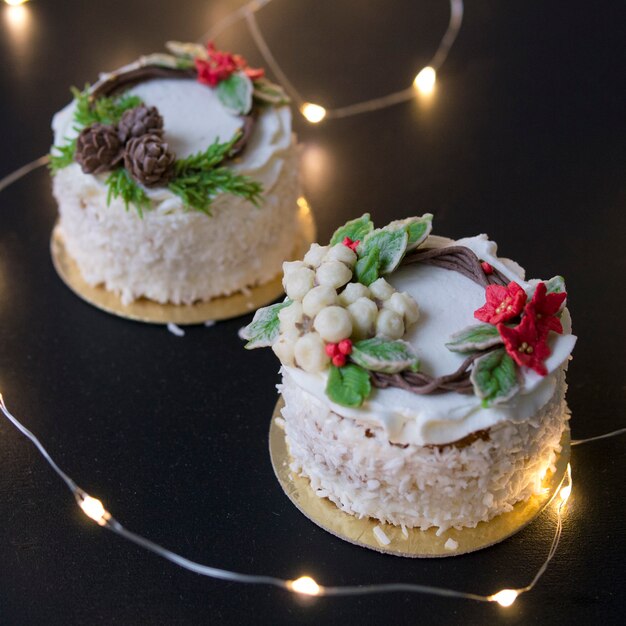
[273,242,420,373]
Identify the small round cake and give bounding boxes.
[50,41,300,305]
[243,214,576,536]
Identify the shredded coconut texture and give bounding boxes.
[53,145,299,305]
[279,370,569,535]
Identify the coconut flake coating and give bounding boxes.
[279,369,569,534]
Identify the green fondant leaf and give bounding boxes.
[545,275,566,294]
[326,363,372,407]
[351,338,420,374]
[358,228,408,274]
[165,40,208,60]
[445,324,503,353]
[354,245,380,286]
[217,72,253,115]
[470,348,519,404]
[329,214,374,246]
[386,214,433,250]
[139,53,194,70]
[242,300,292,349]
[252,77,290,105]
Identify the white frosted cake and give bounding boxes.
[243,214,576,535]
[50,41,299,305]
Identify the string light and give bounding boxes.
[4,0,29,6]
[300,103,327,124]
[201,0,465,123]
[414,66,437,96]
[3,390,621,605]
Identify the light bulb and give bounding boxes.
[300,103,326,124]
[490,589,519,607]
[289,576,321,596]
[414,66,436,95]
[559,463,572,503]
[78,495,110,526]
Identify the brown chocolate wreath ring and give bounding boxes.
[370,245,509,395]
[90,65,257,160]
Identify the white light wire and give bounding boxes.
[1,390,612,605]
[201,0,465,119]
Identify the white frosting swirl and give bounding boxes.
[284,234,576,446]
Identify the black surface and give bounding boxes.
[1,1,625,624]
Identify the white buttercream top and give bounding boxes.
[51,77,294,210]
[284,234,576,446]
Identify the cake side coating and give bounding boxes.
[280,369,568,534]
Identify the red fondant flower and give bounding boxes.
[195,43,264,87]
[342,237,360,252]
[474,281,527,325]
[498,314,551,376]
[525,282,567,335]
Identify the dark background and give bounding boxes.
[1,0,625,624]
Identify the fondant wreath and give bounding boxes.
[49,41,289,216]
[243,214,568,409]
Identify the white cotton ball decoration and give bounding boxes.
[313,306,353,343]
[302,285,338,318]
[324,243,357,267]
[383,292,420,326]
[283,267,315,301]
[316,261,353,290]
[272,335,296,366]
[294,332,330,373]
[303,243,330,268]
[282,260,306,276]
[369,277,396,301]
[347,297,378,339]
[376,309,405,339]
[338,282,371,306]
[278,301,304,334]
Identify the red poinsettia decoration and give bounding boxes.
[474,281,527,325]
[498,314,551,376]
[195,42,265,87]
[525,282,567,335]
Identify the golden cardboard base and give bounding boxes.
[50,198,316,324]
[269,396,570,558]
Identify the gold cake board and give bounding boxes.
[50,198,316,324]
[269,396,570,558]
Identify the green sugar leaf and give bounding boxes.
[445,323,503,353]
[354,245,380,286]
[545,275,566,294]
[217,72,253,115]
[242,300,292,349]
[252,77,290,105]
[351,338,419,374]
[470,347,519,404]
[326,363,372,408]
[329,214,374,246]
[385,214,433,250]
[358,227,408,274]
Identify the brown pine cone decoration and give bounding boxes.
[117,105,164,143]
[75,123,123,174]
[124,134,176,187]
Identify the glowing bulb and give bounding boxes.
[490,589,519,607]
[289,576,321,596]
[413,66,436,95]
[78,495,110,526]
[300,103,326,124]
[4,0,29,6]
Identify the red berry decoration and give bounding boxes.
[325,343,339,357]
[342,237,360,252]
[338,339,353,355]
[481,261,494,275]
[332,354,347,367]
